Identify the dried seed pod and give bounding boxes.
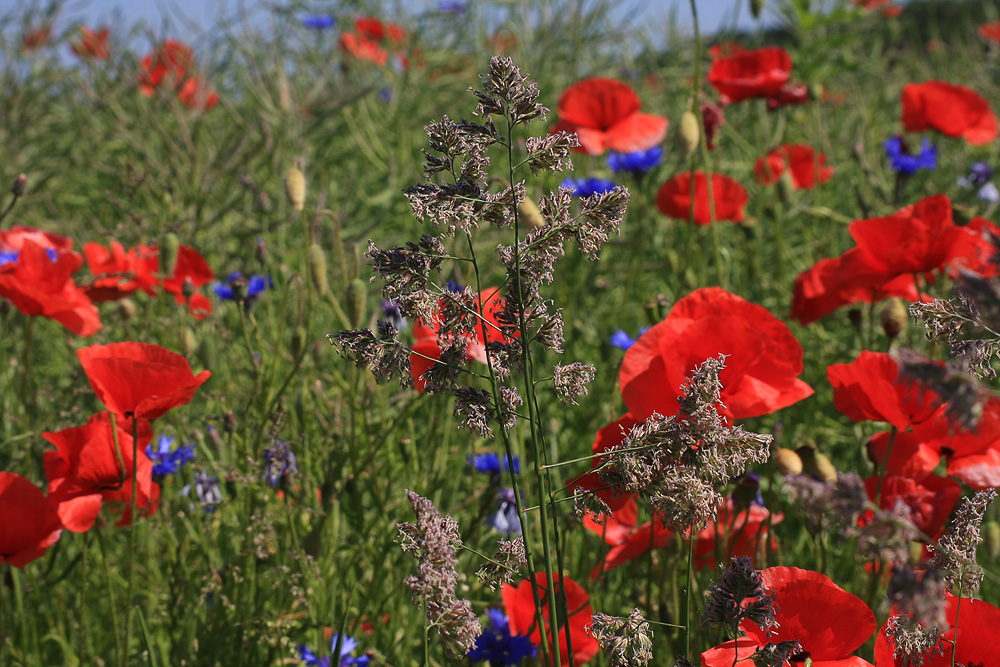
[285,159,306,211]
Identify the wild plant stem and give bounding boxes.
[95,527,122,666]
[20,316,33,413]
[78,531,89,665]
[122,412,139,667]
[684,526,695,660]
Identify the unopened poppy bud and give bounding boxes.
[182,276,195,299]
[984,520,1000,560]
[880,298,907,340]
[308,243,328,295]
[291,325,308,358]
[285,159,306,211]
[645,294,671,323]
[117,298,137,323]
[774,447,803,475]
[518,197,546,228]
[677,111,701,158]
[776,171,795,204]
[750,0,766,19]
[11,173,27,197]
[345,278,367,329]
[847,307,863,333]
[808,82,825,101]
[160,232,180,277]
[796,444,837,483]
[182,326,198,358]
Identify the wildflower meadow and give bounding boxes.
[5,0,1000,665]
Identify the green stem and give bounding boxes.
[96,527,122,665]
[122,413,140,667]
[873,426,898,509]
[79,531,89,665]
[20,316,33,413]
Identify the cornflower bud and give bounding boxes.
[11,174,27,197]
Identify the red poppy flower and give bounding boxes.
[338,33,388,65]
[77,342,211,421]
[790,248,919,326]
[901,81,998,146]
[701,102,725,150]
[582,495,640,548]
[656,171,748,224]
[951,215,1000,278]
[22,26,51,52]
[693,500,782,571]
[566,413,640,518]
[187,292,213,320]
[588,514,672,581]
[502,574,600,667]
[862,473,959,540]
[83,241,159,302]
[409,288,514,392]
[551,78,668,156]
[766,83,810,111]
[621,287,813,422]
[755,144,834,189]
[874,595,1000,667]
[0,472,62,568]
[827,351,943,431]
[70,26,110,60]
[866,430,940,481]
[916,396,1000,490]
[0,239,102,337]
[177,77,219,111]
[707,46,793,104]
[160,244,215,303]
[849,195,978,279]
[43,412,157,532]
[355,17,405,43]
[980,21,1000,44]
[701,567,876,667]
[139,40,193,96]
[0,225,74,254]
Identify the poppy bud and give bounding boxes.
[644,294,671,324]
[796,444,838,483]
[750,0,765,19]
[182,326,198,358]
[677,111,701,158]
[291,325,308,358]
[345,278,367,329]
[879,298,907,340]
[984,520,1000,560]
[117,298,137,323]
[308,243,328,295]
[160,232,180,277]
[182,276,196,299]
[285,159,306,211]
[774,447,803,475]
[776,171,795,204]
[847,307,863,333]
[223,410,237,434]
[518,197,546,229]
[808,82,825,102]
[11,173,27,197]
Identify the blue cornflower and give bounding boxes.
[609,327,649,351]
[979,182,1000,203]
[381,299,407,329]
[262,441,297,488]
[468,452,520,475]
[958,162,994,187]
[561,176,617,197]
[213,272,273,303]
[468,608,537,665]
[298,633,369,667]
[180,470,223,514]
[378,88,392,103]
[146,434,196,480]
[438,0,467,12]
[607,147,663,175]
[883,136,937,175]
[485,488,521,536]
[0,250,17,267]
[302,14,335,30]
[447,279,463,293]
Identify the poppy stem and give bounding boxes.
[78,531,89,665]
[19,316,33,413]
[122,412,139,667]
[95,526,122,666]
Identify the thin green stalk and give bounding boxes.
[423,598,430,667]
[20,316,33,413]
[96,527,121,666]
[122,412,140,667]
[683,526,695,659]
[78,531,89,665]
[873,426,898,508]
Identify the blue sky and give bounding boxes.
[50,0,765,44]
